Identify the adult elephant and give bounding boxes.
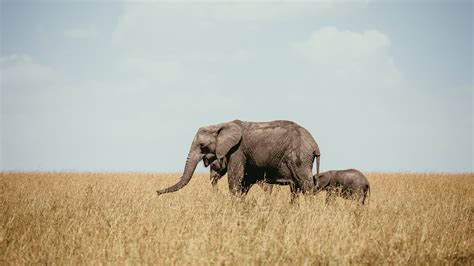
[156,120,321,197]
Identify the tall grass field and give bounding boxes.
[1,172,472,264]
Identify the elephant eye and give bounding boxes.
[200,143,211,152]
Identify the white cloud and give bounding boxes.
[288,26,472,172]
[294,27,390,62]
[112,1,369,51]
[110,2,371,87]
[207,0,370,22]
[0,52,246,171]
[1,54,59,91]
[290,26,403,109]
[287,27,405,169]
[63,27,98,39]
[122,58,183,85]
[292,26,398,81]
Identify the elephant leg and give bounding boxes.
[240,168,261,195]
[257,171,273,194]
[227,150,246,196]
[355,189,366,205]
[360,194,366,205]
[361,189,370,205]
[274,165,299,202]
[289,183,301,204]
[341,188,352,200]
[287,161,314,195]
[241,178,256,195]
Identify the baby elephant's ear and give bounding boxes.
[216,123,242,159]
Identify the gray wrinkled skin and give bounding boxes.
[156,120,321,199]
[209,157,293,194]
[314,169,370,205]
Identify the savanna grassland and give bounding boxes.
[1,172,473,265]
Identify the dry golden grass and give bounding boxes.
[0,172,473,265]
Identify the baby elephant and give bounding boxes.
[314,169,370,205]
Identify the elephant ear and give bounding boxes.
[216,123,242,159]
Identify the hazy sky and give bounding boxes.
[1,0,472,172]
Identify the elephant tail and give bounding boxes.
[314,150,320,176]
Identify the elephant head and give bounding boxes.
[156,121,242,195]
[314,172,331,192]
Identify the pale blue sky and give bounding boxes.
[1,0,472,172]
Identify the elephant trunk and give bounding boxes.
[156,138,202,195]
